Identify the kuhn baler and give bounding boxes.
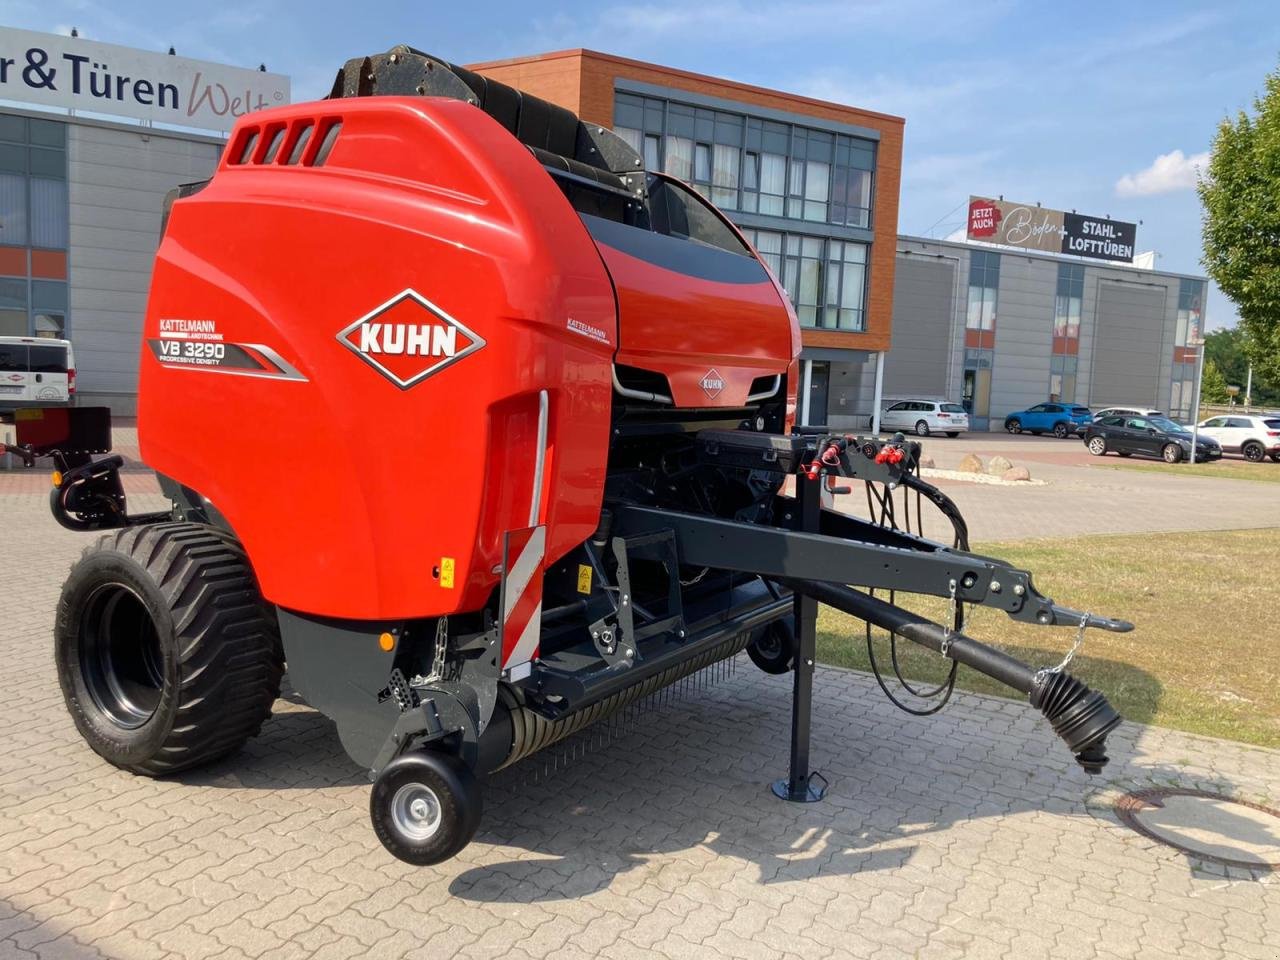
[26,47,1128,865]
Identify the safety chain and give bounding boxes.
[940,579,958,657]
[1034,611,1090,686]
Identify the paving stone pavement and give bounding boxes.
[3,486,1280,960]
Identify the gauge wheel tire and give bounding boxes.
[1005,419,1022,435]
[1162,443,1184,464]
[1242,442,1266,463]
[370,751,483,865]
[747,618,797,675]
[1053,422,1071,439]
[1086,437,1107,457]
[54,523,283,776]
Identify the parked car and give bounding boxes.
[0,337,76,422]
[880,399,969,437]
[1003,402,1093,438]
[1093,406,1165,422]
[1084,414,1222,463]
[1195,414,1280,463]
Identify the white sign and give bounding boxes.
[0,26,289,132]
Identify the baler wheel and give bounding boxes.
[747,618,797,675]
[54,522,283,775]
[370,751,483,865]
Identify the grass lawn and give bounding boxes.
[816,528,1280,748]
[1097,458,1280,483]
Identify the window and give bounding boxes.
[966,251,999,330]
[1175,278,1205,346]
[1054,263,1084,338]
[1202,418,1226,428]
[1049,355,1078,403]
[1127,418,1150,431]
[614,93,875,227]
[941,403,966,413]
[1102,416,1125,427]
[0,276,27,336]
[1028,404,1047,413]
[888,401,909,411]
[1226,417,1252,429]
[27,343,67,372]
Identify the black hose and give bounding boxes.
[777,577,1121,772]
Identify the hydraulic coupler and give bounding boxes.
[777,578,1122,773]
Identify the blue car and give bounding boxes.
[1004,402,1093,438]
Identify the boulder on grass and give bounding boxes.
[1002,466,1032,482]
[987,454,1013,475]
[957,453,985,474]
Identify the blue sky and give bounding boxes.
[3,0,1277,328]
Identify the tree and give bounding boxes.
[1204,327,1279,405]
[1199,62,1280,389]
[1200,358,1230,404]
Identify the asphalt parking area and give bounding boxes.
[2,482,1279,960]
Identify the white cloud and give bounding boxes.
[1115,149,1209,197]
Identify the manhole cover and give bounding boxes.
[1115,789,1280,870]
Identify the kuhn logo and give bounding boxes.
[700,368,725,399]
[336,289,485,389]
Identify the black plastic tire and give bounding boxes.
[914,420,930,437]
[1053,422,1070,439]
[54,522,283,776]
[1162,443,1183,464]
[371,751,483,865]
[1270,453,1280,463]
[1243,442,1265,463]
[747,618,797,675]
[1005,419,1022,434]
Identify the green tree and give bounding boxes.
[1204,327,1280,405]
[1200,358,1230,404]
[1199,63,1280,389]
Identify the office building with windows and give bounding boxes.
[887,234,1209,429]
[471,49,905,428]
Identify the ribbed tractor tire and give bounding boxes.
[54,522,283,776]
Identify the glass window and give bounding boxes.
[27,343,67,371]
[29,147,64,179]
[643,135,661,172]
[0,115,25,142]
[0,276,27,336]
[966,251,999,330]
[664,136,693,181]
[1054,263,1084,338]
[1175,277,1205,346]
[0,143,25,174]
[28,118,65,148]
[0,342,24,368]
[693,143,711,183]
[711,143,739,210]
[30,178,66,248]
[0,172,27,244]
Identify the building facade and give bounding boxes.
[888,235,1209,428]
[0,106,220,411]
[470,49,905,428]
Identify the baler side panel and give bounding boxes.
[138,98,616,620]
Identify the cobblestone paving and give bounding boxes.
[3,484,1280,959]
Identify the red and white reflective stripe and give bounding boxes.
[500,525,546,672]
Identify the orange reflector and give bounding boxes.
[378,632,395,652]
[51,470,62,488]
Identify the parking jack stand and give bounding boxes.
[771,468,827,803]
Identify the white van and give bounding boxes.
[0,337,76,421]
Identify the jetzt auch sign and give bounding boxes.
[0,26,289,132]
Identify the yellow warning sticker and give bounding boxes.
[440,557,456,589]
[576,564,593,595]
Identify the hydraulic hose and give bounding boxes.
[773,578,1121,773]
